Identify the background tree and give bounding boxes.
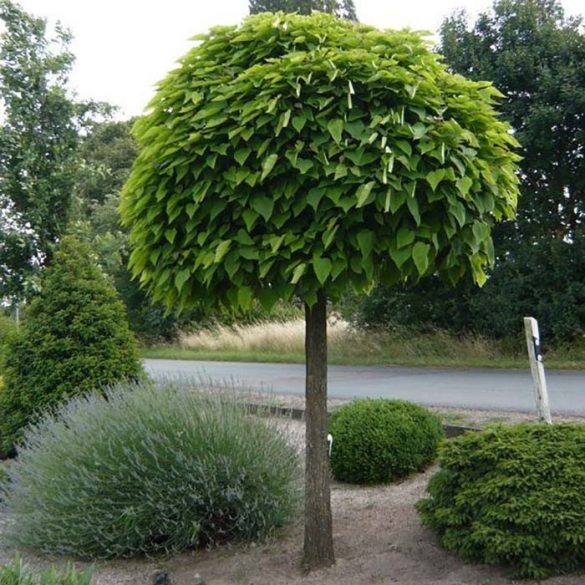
[0,0,102,300]
[121,13,519,568]
[76,119,138,214]
[0,236,143,454]
[346,0,585,344]
[441,0,584,246]
[71,119,197,342]
[249,0,357,20]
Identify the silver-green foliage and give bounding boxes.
[121,12,520,312]
[2,383,301,558]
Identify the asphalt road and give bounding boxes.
[144,359,585,416]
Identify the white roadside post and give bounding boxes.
[523,317,552,424]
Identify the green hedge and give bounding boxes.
[2,382,301,558]
[329,399,443,484]
[418,423,585,579]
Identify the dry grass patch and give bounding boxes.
[178,319,518,367]
[180,318,348,355]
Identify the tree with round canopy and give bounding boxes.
[120,12,520,569]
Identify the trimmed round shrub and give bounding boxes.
[1,383,301,558]
[417,423,585,579]
[328,399,443,484]
[0,236,143,453]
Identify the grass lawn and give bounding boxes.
[141,346,543,368]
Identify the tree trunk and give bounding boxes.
[303,290,335,570]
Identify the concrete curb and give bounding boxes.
[243,402,480,438]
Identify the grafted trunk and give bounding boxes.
[303,290,335,570]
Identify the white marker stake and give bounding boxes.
[524,317,552,424]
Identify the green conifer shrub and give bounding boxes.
[2,383,301,558]
[418,423,585,579]
[0,236,142,453]
[329,399,443,484]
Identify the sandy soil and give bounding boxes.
[1,420,584,585]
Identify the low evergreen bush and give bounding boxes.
[0,237,143,453]
[417,423,585,579]
[2,382,301,558]
[0,556,92,585]
[328,399,443,484]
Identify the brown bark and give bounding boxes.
[302,290,335,570]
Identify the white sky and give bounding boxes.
[15,0,585,119]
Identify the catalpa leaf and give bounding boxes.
[242,209,259,231]
[214,240,231,263]
[356,181,376,207]
[390,244,411,268]
[426,169,446,191]
[473,221,488,243]
[307,187,325,211]
[291,263,306,284]
[345,120,366,140]
[322,224,338,249]
[450,200,466,227]
[334,164,348,180]
[412,241,431,275]
[356,230,375,257]
[261,154,278,181]
[397,227,415,249]
[238,286,254,309]
[390,191,406,213]
[313,257,332,284]
[165,228,177,244]
[251,195,274,221]
[294,158,313,174]
[327,119,344,144]
[175,269,190,292]
[235,147,252,166]
[470,254,487,287]
[407,196,421,225]
[279,110,291,130]
[411,122,427,140]
[456,176,473,196]
[292,114,307,133]
[258,286,279,310]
